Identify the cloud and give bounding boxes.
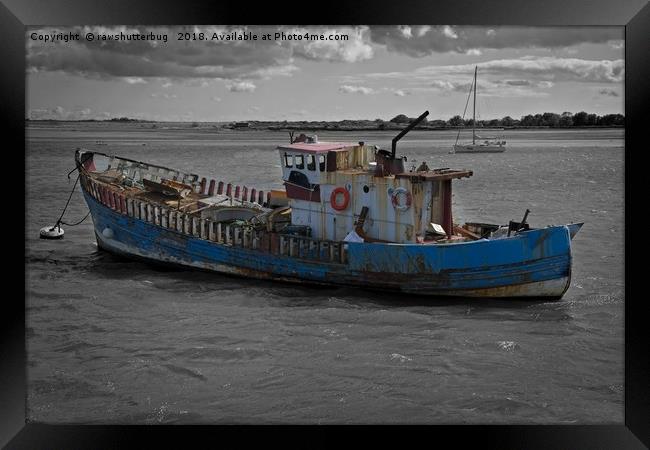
[27,25,373,85]
[26,25,624,94]
[339,56,616,99]
[227,80,256,92]
[430,80,461,91]
[212,96,222,102]
[398,26,412,39]
[416,26,431,37]
[393,89,411,96]
[442,26,458,39]
[150,92,177,99]
[287,26,374,63]
[368,26,623,57]
[599,88,619,97]
[122,77,146,84]
[338,85,375,95]
[353,57,624,84]
[471,57,624,83]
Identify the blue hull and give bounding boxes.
[84,190,577,298]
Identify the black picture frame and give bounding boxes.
[4,0,647,447]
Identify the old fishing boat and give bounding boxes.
[452,66,507,154]
[75,111,581,298]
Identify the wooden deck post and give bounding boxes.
[208,220,215,241]
[175,212,181,232]
[183,214,191,234]
[161,208,168,228]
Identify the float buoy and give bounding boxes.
[40,224,65,239]
[330,187,350,211]
[391,187,412,211]
[39,170,92,242]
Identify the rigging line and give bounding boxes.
[61,210,91,226]
[55,173,82,226]
[454,76,475,146]
[67,166,80,179]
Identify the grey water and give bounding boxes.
[26,124,624,424]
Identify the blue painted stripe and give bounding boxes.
[84,190,573,293]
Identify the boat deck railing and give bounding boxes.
[81,173,347,264]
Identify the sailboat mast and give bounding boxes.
[472,66,477,145]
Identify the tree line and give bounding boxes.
[389,111,624,128]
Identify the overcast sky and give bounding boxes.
[26,25,624,122]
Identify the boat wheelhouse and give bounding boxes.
[278,139,471,244]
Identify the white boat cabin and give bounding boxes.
[278,139,473,244]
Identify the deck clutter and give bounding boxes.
[74,113,582,298]
[78,153,348,264]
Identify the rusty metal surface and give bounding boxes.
[76,149,579,298]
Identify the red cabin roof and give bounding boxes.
[277,142,355,154]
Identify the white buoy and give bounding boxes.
[40,225,65,239]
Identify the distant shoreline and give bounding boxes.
[25,119,625,131]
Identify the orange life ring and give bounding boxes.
[330,187,350,211]
[391,187,412,211]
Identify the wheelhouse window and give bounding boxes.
[318,155,326,171]
[295,154,305,170]
[307,154,316,171]
[284,153,293,168]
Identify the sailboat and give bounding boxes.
[452,66,507,154]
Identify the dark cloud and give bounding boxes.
[26,25,372,83]
[27,26,290,81]
[368,26,623,57]
[27,25,624,86]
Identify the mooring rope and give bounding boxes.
[50,172,91,229]
[61,210,91,226]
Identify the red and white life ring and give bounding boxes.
[391,187,412,211]
[330,187,350,211]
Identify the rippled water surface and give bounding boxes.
[26,124,624,424]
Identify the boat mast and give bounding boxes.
[472,66,477,145]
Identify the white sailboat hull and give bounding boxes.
[452,143,507,153]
